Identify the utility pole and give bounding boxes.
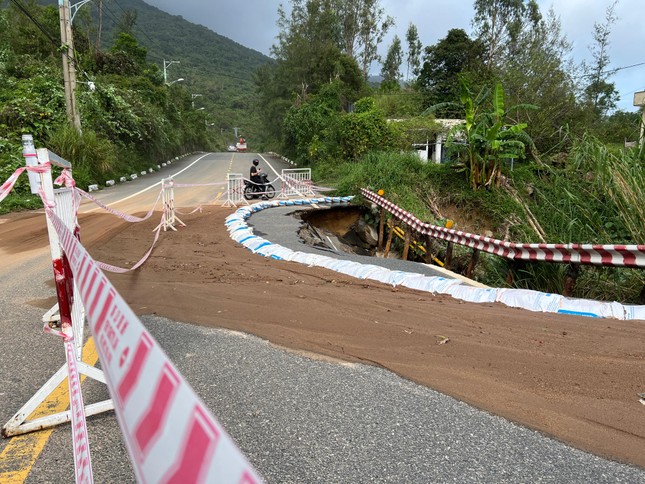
[58,0,81,131]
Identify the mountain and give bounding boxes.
[39,0,272,143]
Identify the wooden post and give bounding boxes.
[377,207,385,252]
[383,220,395,258]
[422,234,433,264]
[563,264,580,297]
[402,226,411,261]
[444,242,453,269]
[465,249,480,278]
[506,260,516,285]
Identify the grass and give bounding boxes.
[314,141,645,303]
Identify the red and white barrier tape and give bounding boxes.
[46,207,263,483]
[77,187,163,223]
[65,335,94,483]
[0,162,51,204]
[362,188,645,268]
[41,318,94,482]
[172,181,227,188]
[76,186,167,273]
[96,220,163,274]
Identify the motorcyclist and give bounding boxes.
[249,159,263,194]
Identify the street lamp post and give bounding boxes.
[167,78,185,86]
[634,91,645,147]
[163,60,180,85]
[191,93,203,108]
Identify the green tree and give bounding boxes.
[380,35,402,88]
[405,23,422,82]
[337,97,391,160]
[258,0,366,150]
[583,1,619,119]
[336,0,394,75]
[282,81,343,162]
[472,0,528,68]
[353,0,394,79]
[499,7,581,150]
[418,29,486,114]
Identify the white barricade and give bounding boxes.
[224,173,246,207]
[280,168,315,198]
[3,146,114,483]
[157,177,185,231]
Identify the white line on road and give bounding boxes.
[83,153,212,213]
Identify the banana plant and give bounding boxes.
[430,77,537,190]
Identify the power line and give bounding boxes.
[609,61,645,75]
[8,0,59,46]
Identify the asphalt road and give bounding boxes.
[1,152,644,483]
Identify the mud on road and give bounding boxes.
[2,206,644,469]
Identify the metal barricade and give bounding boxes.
[280,168,315,198]
[158,178,185,231]
[223,172,245,207]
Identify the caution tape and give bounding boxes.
[41,316,94,483]
[46,207,263,483]
[77,187,163,223]
[0,163,51,204]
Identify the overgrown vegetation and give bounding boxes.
[259,0,644,303]
[0,0,270,212]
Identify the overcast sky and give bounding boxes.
[143,0,644,112]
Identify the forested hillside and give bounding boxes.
[37,0,272,143]
[0,0,271,213]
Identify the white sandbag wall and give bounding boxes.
[225,198,645,321]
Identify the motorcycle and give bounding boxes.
[244,172,276,200]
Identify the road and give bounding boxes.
[1,152,644,483]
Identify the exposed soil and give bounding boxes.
[2,206,645,469]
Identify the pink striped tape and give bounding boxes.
[0,163,51,204]
[77,187,163,223]
[65,337,94,483]
[95,218,164,274]
[362,188,645,268]
[42,319,94,483]
[46,208,263,483]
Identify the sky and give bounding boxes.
[142,0,645,112]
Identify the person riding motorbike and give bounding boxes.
[249,159,265,197]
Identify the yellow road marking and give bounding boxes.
[0,338,100,483]
[212,192,224,204]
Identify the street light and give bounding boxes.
[163,60,180,84]
[70,0,94,24]
[167,78,185,86]
[191,93,203,108]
